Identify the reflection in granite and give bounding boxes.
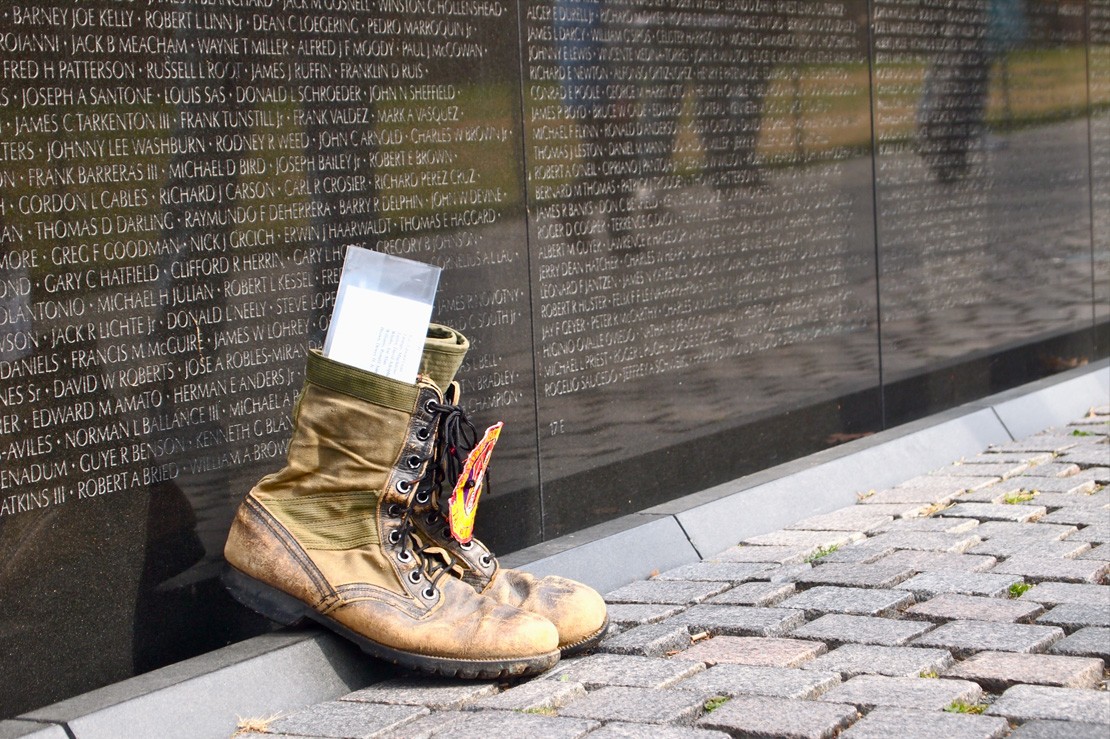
[0,0,1104,717]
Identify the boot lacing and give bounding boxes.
[417,399,497,569]
[390,500,455,598]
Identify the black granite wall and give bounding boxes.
[0,0,1105,715]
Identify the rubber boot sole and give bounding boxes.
[222,565,560,679]
[560,616,611,656]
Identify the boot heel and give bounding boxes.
[222,566,310,627]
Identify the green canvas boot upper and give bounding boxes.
[223,348,559,678]
[410,325,609,654]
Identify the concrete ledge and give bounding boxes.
[0,721,68,739]
[507,514,701,594]
[987,361,1109,438]
[22,631,385,739]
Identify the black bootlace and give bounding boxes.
[422,399,482,511]
[390,502,454,596]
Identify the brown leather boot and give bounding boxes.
[411,326,609,655]
[223,349,560,678]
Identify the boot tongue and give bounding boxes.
[420,324,469,390]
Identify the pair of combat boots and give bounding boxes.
[223,325,607,678]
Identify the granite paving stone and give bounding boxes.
[985,684,1110,724]
[695,695,859,739]
[1060,447,1110,468]
[765,563,813,583]
[741,530,865,549]
[874,517,980,534]
[264,701,429,739]
[853,531,982,553]
[597,622,692,657]
[665,605,805,637]
[1005,720,1110,739]
[1065,521,1110,543]
[1021,490,1110,509]
[1019,462,1083,478]
[954,486,1019,504]
[1017,477,1098,494]
[1046,626,1110,660]
[897,475,1002,493]
[558,686,711,725]
[838,708,1009,739]
[582,723,730,739]
[605,580,732,605]
[943,650,1104,690]
[672,636,826,667]
[1018,582,1110,606]
[653,562,776,583]
[970,451,1056,465]
[541,654,705,689]
[872,550,998,573]
[789,563,917,589]
[370,711,468,739]
[988,435,1081,454]
[819,546,895,564]
[904,593,1045,624]
[706,581,795,607]
[937,503,1046,523]
[990,555,1110,584]
[895,571,1023,599]
[970,521,1077,540]
[1035,603,1110,631]
[343,678,499,709]
[709,544,816,565]
[1039,507,1110,526]
[778,586,915,618]
[672,664,842,699]
[929,462,1030,478]
[799,644,954,678]
[414,711,598,739]
[910,619,1063,657]
[786,508,896,533]
[789,614,935,647]
[967,538,1091,559]
[467,679,587,712]
[815,674,982,711]
[606,603,688,627]
[860,486,967,507]
[1075,543,1109,560]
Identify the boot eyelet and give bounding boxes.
[388,530,401,545]
[426,513,438,525]
[388,504,403,518]
[396,479,413,494]
[407,570,422,584]
[422,586,437,599]
[423,399,437,414]
[460,541,473,550]
[406,455,422,469]
[441,527,451,538]
[415,427,431,441]
[415,490,430,504]
[396,549,412,563]
[479,554,493,568]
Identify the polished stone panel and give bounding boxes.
[522,0,881,535]
[873,0,1097,419]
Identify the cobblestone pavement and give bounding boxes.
[248,406,1109,739]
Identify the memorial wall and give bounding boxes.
[0,0,1105,715]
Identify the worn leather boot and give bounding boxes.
[411,326,609,655]
[223,349,560,678]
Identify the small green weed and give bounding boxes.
[918,670,939,679]
[806,544,840,563]
[704,696,730,713]
[945,701,987,714]
[1009,582,1033,599]
[1070,429,1095,437]
[1002,492,1036,504]
[521,707,557,716]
